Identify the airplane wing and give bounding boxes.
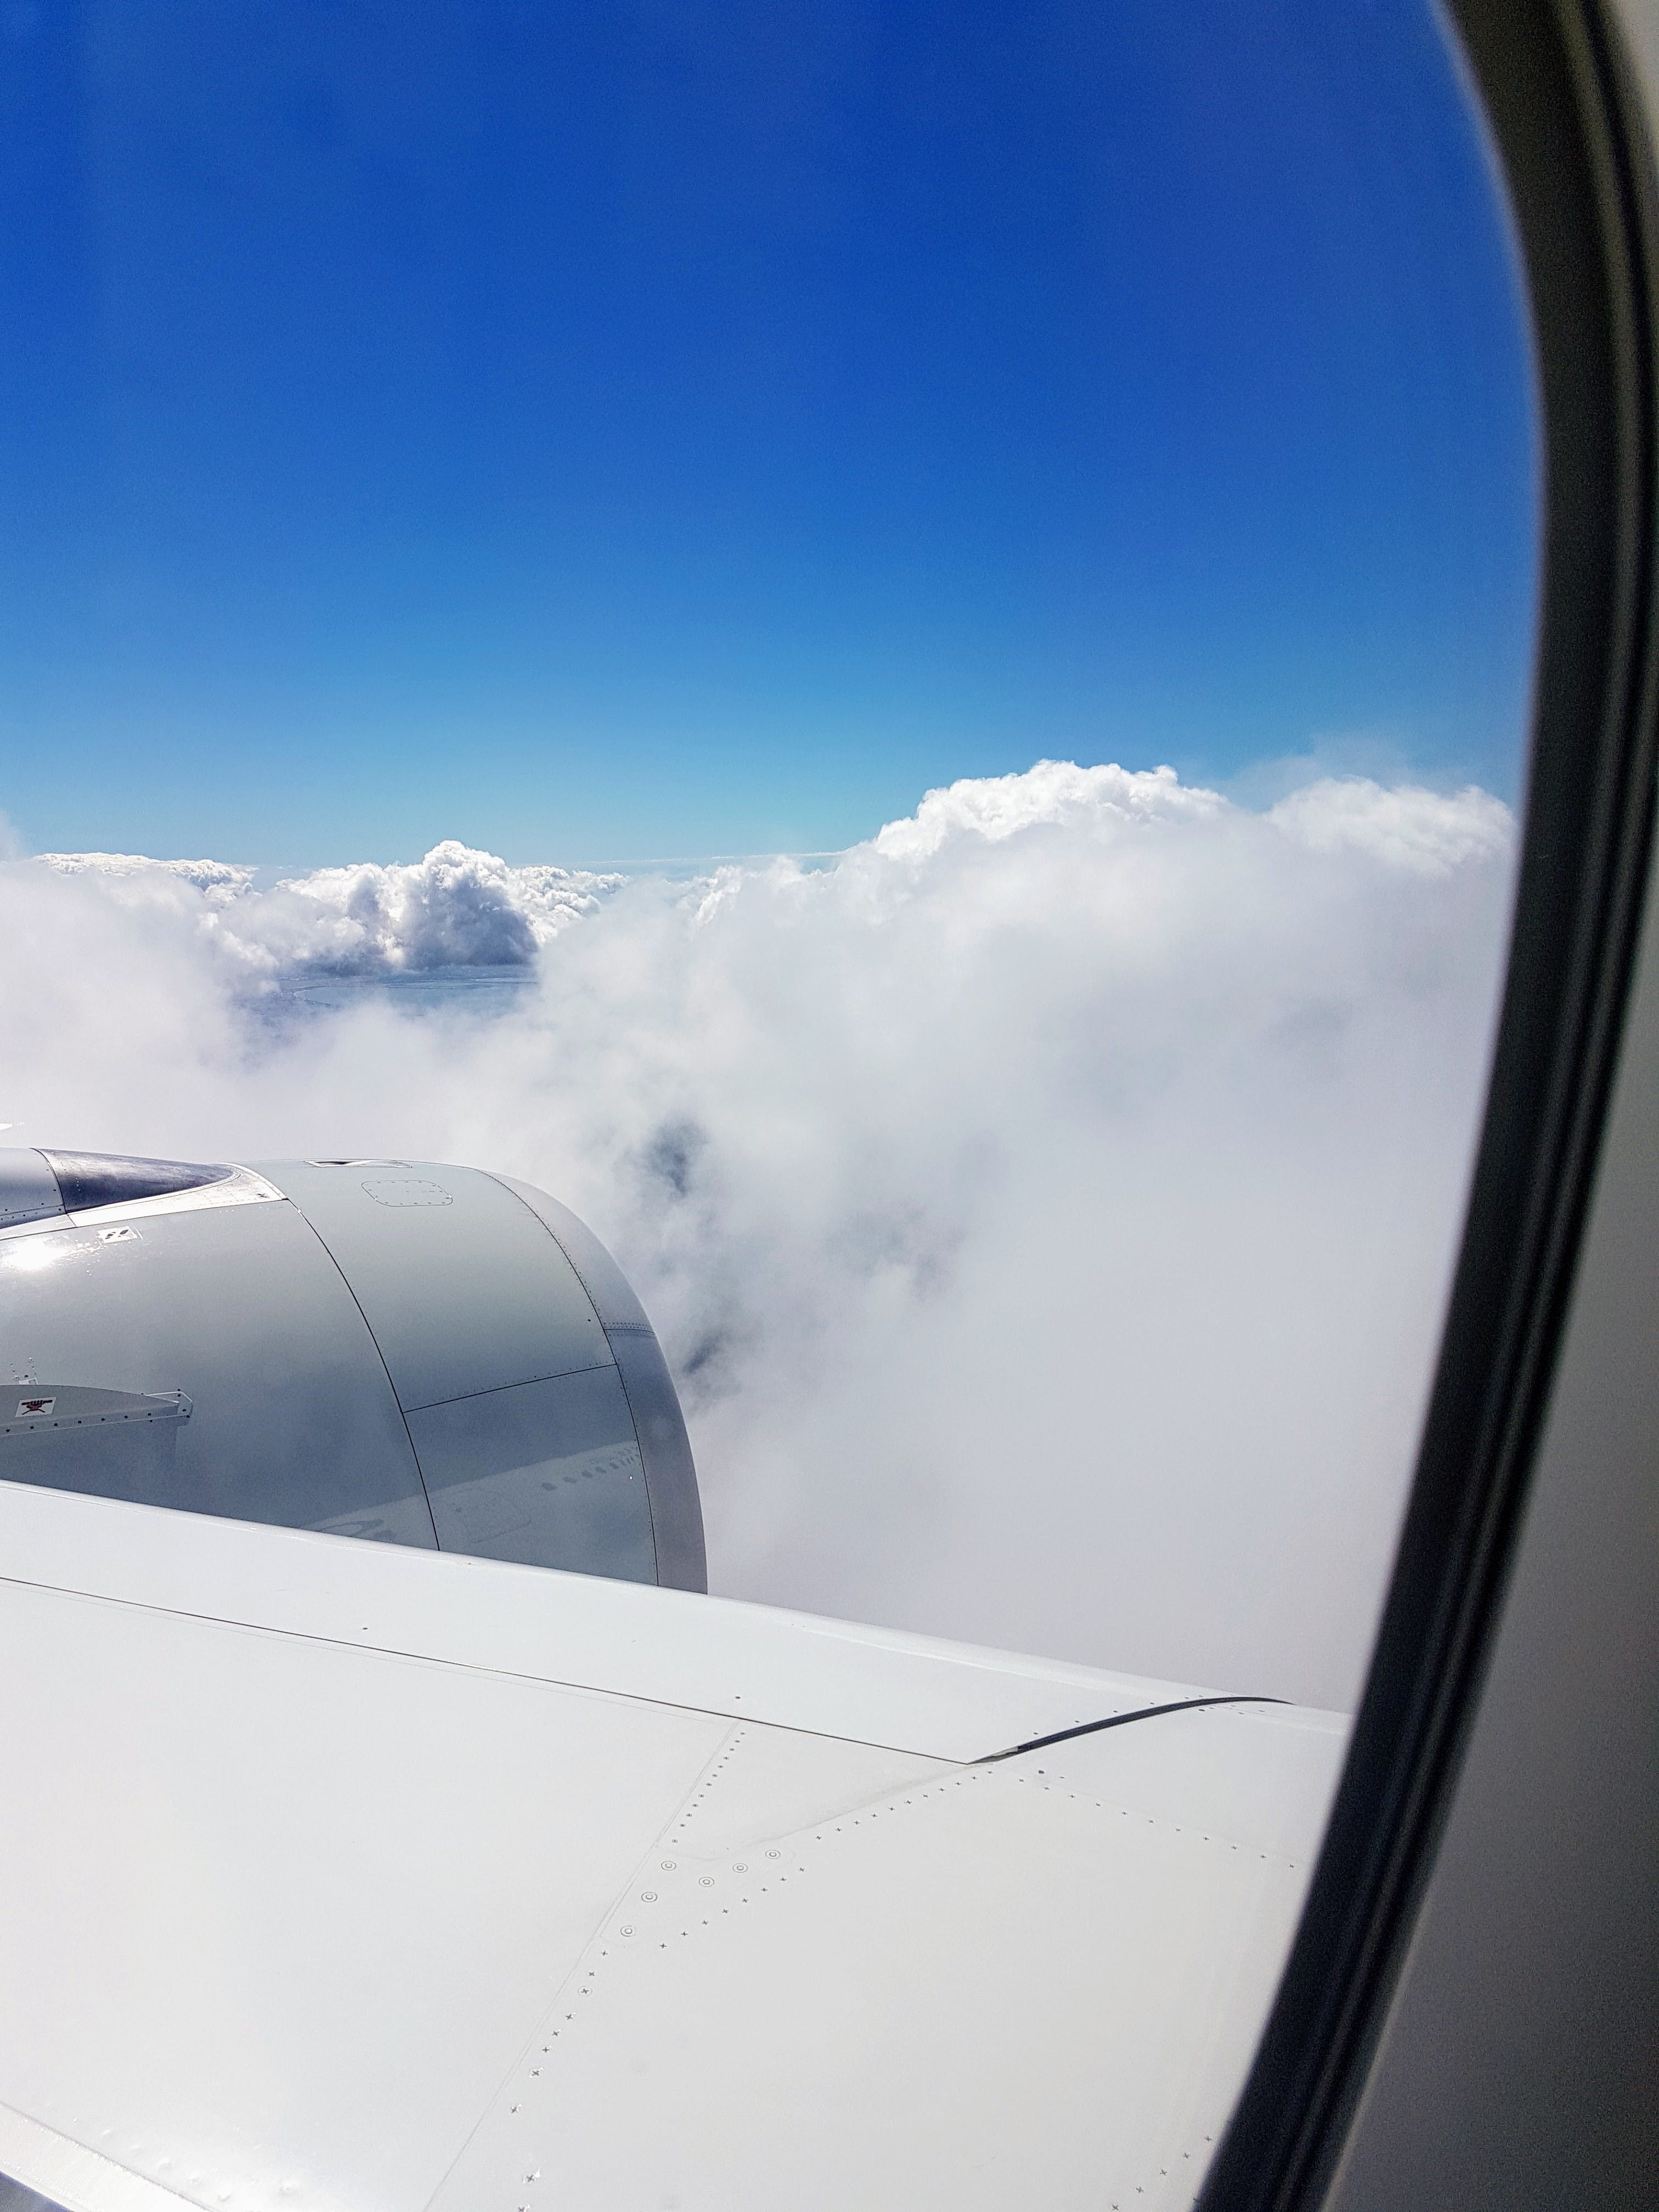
[0,1477,1345,2212]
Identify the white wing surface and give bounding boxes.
[0,1479,1346,2212]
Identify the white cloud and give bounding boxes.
[869,758,1222,861]
[1267,775,1514,874]
[2,766,1517,1709]
[37,852,257,900]
[36,839,617,977]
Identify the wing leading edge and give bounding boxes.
[0,1480,1346,2212]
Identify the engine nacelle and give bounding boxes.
[0,1148,705,1591]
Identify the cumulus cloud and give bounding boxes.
[36,840,617,978]
[869,758,1223,860]
[1266,776,1514,874]
[2,766,1517,1708]
[37,852,257,900]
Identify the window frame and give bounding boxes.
[1197,4,1659,2203]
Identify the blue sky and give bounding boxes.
[1,0,1536,866]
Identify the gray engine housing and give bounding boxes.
[0,1148,706,1592]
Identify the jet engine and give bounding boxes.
[0,1148,705,1591]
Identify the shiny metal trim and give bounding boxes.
[0,1164,284,1244]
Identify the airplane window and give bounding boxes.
[0,2,1543,2203]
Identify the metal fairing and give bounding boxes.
[0,1192,435,1544]
[0,1154,64,1233]
[0,1480,1347,2212]
[0,1152,703,1592]
[247,1163,614,1412]
[253,1159,668,1585]
[492,1173,708,1594]
[407,1368,656,1583]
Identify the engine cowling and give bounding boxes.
[0,1148,705,1592]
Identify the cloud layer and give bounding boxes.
[5,765,1517,1708]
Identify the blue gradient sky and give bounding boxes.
[1,0,1536,865]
